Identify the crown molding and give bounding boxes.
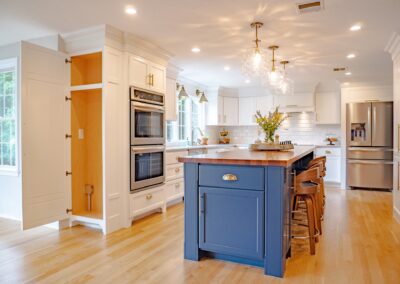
[166,62,182,79]
[385,32,400,62]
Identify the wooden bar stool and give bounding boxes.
[308,156,326,216]
[292,167,320,255]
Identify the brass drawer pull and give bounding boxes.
[325,150,332,154]
[222,174,238,181]
[146,194,152,200]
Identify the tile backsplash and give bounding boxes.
[206,112,341,145]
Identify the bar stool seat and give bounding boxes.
[291,167,321,255]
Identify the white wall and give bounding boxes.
[340,85,393,189]
[0,42,22,220]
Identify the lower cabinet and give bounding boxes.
[129,186,165,219]
[199,186,264,260]
[165,179,184,203]
[315,147,341,183]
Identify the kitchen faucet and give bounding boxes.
[191,127,204,145]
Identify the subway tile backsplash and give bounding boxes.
[206,112,341,145]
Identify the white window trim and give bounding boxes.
[0,57,18,176]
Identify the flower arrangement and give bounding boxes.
[255,107,287,143]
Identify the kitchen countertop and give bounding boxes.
[166,143,338,152]
[178,145,315,167]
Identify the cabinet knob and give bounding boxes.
[222,174,238,181]
[146,194,153,200]
[175,167,180,173]
[325,150,332,154]
[175,183,180,188]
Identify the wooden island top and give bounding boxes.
[178,145,315,167]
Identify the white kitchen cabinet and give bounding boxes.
[223,97,239,125]
[316,92,340,124]
[315,147,341,183]
[217,96,224,124]
[128,55,166,93]
[273,93,315,112]
[165,77,177,121]
[129,185,166,219]
[256,96,274,114]
[239,97,256,125]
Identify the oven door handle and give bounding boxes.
[131,146,166,153]
[132,102,164,113]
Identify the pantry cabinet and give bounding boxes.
[128,55,166,93]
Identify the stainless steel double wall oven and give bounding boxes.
[130,87,166,192]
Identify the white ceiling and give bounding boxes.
[1,0,399,88]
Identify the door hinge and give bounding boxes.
[65,134,72,139]
[65,96,72,102]
[66,208,73,214]
[65,58,72,64]
[66,171,72,176]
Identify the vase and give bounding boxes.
[264,130,275,143]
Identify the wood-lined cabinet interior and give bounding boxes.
[71,88,103,219]
[70,52,103,220]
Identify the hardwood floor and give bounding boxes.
[0,188,399,284]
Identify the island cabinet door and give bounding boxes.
[199,187,264,260]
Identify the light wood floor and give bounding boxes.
[0,188,399,284]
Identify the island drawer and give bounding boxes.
[199,165,264,191]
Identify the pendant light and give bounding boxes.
[177,83,189,100]
[267,45,280,87]
[242,22,269,78]
[279,60,293,95]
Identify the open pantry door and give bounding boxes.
[20,41,70,230]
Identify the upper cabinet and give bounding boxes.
[206,95,238,126]
[315,92,340,124]
[239,96,273,125]
[165,77,177,121]
[128,55,166,93]
[273,93,315,113]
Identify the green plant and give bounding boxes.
[255,107,287,143]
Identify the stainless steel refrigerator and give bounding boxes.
[346,102,393,190]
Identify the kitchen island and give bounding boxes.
[178,146,315,277]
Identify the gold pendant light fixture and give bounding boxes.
[279,60,293,94]
[267,45,280,87]
[242,22,269,78]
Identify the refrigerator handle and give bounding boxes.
[372,105,377,138]
[367,105,371,143]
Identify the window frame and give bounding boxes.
[0,57,18,176]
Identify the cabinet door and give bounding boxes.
[316,92,340,124]
[256,96,273,114]
[325,156,341,183]
[21,42,70,230]
[199,187,264,260]
[165,77,177,121]
[128,55,149,89]
[223,97,238,125]
[149,63,166,94]
[217,96,224,124]
[239,97,256,125]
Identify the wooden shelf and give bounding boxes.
[70,83,102,92]
[72,210,103,220]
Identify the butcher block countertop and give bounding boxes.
[178,145,315,167]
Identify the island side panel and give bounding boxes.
[184,162,200,260]
[264,166,287,277]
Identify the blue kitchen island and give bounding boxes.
[178,146,315,278]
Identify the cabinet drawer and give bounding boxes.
[165,179,184,202]
[199,165,264,191]
[166,150,187,165]
[315,147,341,156]
[130,186,164,218]
[166,163,184,181]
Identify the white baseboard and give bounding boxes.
[394,207,400,224]
[0,214,21,221]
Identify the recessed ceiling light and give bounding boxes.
[224,66,230,71]
[245,79,250,83]
[191,47,200,53]
[345,72,352,76]
[350,24,361,31]
[347,53,356,59]
[125,6,137,15]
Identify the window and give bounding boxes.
[0,58,17,173]
[166,96,205,143]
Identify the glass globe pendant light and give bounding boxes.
[279,60,293,95]
[267,45,280,87]
[242,22,269,78]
